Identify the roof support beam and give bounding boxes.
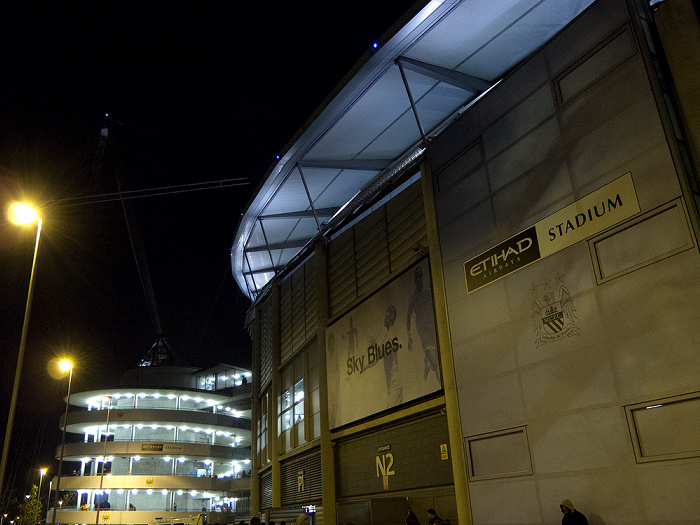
[245,238,310,253]
[297,159,392,171]
[259,207,339,220]
[297,164,321,231]
[243,250,258,296]
[396,56,492,93]
[396,59,429,147]
[242,264,285,277]
[258,218,276,270]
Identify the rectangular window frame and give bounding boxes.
[279,352,307,452]
[554,23,638,107]
[257,391,269,466]
[465,426,533,481]
[625,391,700,463]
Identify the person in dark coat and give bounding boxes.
[560,499,588,525]
[426,509,444,525]
[406,511,421,525]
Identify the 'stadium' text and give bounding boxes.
[548,194,623,241]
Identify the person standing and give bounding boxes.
[426,508,444,525]
[405,511,421,525]
[560,500,588,525]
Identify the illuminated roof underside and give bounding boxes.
[231,0,596,299]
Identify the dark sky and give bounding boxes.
[0,0,416,503]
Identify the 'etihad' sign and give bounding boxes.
[465,226,541,291]
[140,443,185,453]
[465,173,639,293]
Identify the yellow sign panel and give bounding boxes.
[465,173,639,292]
[440,443,449,460]
[535,172,639,257]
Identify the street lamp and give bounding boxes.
[33,468,47,525]
[0,203,42,500]
[51,360,73,525]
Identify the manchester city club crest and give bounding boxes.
[531,274,579,346]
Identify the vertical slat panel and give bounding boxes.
[259,470,272,510]
[305,260,317,342]
[259,297,273,391]
[291,268,306,352]
[328,228,357,316]
[327,181,424,317]
[280,277,293,364]
[355,206,390,298]
[388,181,426,272]
[280,451,322,506]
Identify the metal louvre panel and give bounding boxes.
[280,450,322,506]
[328,228,357,316]
[260,469,273,510]
[280,260,318,359]
[304,261,317,341]
[336,411,452,497]
[292,268,306,352]
[260,297,274,392]
[280,277,293,364]
[388,181,426,271]
[328,181,426,318]
[355,207,390,298]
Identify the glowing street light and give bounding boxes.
[32,468,47,525]
[9,203,39,225]
[51,360,73,525]
[0,203,42,500]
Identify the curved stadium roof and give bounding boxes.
[231,0,596,299]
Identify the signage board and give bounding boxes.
[141,443,164,452]
[326,259,441,428]
[140,443,184,453]
[465,173,639,292]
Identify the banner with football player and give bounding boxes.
[326,258,442,428]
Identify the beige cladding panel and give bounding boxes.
[430,0,700,522]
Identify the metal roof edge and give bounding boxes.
[231,0,456,297]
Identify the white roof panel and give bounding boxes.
[232,0,596,298]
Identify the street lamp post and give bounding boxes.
[0,203,42,502]
[33,469,47,525]
[51,361,73,525]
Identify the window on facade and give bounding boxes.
[257,392,268,465]
[293,379,304,424]
[279,354,305,452]
[281,389,293,431]
[196,374,216,391]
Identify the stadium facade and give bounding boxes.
[231,0,700,523]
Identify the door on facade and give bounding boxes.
[337,498,409,525]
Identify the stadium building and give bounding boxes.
[231,0,700,524]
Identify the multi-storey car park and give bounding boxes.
[49,344,252,525]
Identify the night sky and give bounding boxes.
[0,0,416,503]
